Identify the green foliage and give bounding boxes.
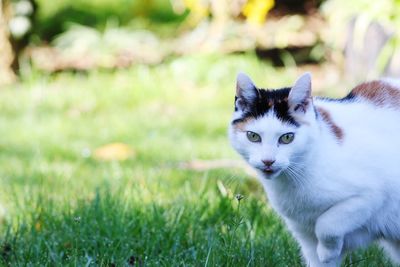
[0,55,394,265]
[34,0,185,40]
[322,0,400,74]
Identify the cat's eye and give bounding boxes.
[246,131,261,143]
[279,133,295,144]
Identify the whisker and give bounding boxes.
[285,164,309,188]
[284,166,305,187]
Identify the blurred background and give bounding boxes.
[0,0,399,265]
[1,0,399,86]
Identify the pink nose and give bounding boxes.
[262,160,275,167]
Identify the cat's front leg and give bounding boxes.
[286,220,341,267]
[316,236,343,263]
[315,195,380,263]
[297,234,342,267]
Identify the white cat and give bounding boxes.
[229,72,400,267]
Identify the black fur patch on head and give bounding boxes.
[234,96,239,111]
[316,92,356,103]
[233,87,299,126]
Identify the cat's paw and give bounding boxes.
[317,242,341,263]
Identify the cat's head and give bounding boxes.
[229,72,317,179]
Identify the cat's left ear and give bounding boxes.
[235,72,259,112]
[288,72,312,114]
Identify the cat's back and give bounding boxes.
[315,79,400,129]
[314,79,400,178]
[349,79,400,108]
[316,78,400,108]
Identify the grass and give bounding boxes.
[0,54,394,266]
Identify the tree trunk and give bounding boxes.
[0,0,16,86]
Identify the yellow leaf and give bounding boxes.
[182,0,209,25]
[243,0,275,24]
[35,221,42,231]
[93,142,135,161]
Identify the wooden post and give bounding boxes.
[0,0,16,86]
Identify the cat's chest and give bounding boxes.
[264,180,332,224]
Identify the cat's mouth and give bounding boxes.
[263,168,275,174]
[254,165,282,178]
[260,167,280,176]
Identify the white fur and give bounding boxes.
[229,75,400,267]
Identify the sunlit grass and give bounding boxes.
[0,54,393,266]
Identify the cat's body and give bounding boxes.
[229,73,400,267]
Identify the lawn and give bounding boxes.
[0,54,393,266]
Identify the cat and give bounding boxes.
[229,72,400,267]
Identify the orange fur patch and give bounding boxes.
[351,80,400,108]
[233,117,254,131]
[316,107,344,142]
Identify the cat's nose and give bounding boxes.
[262,159,275,167]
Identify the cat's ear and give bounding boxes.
[288,72,312,114]
[235,72,258,111]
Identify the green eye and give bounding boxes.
[279,133,295,144]
[246,131,261,143]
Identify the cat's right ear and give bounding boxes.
[235,73,258,112]
[288,72,312,114]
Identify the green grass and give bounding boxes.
[0,54,394,266]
